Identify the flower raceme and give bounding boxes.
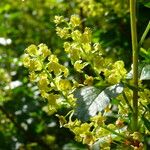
[23,15,150,149]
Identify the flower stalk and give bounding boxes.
[130,0,138,131]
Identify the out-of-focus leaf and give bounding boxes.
[142,116,150,131]
[92,127,127,150]
[75,84,124,121]
[35,122,44,133]
[144,2,150,8]
[111,98,120,105]
[140,65,150,80]
[140,48,150,63]
[139,0,150,8]
[62,142,87,150]
[147,104,150,110]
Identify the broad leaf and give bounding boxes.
[140,65,150,80]
[74,84,124,121]
[126,64,150,80]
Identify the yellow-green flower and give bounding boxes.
[91,113,106,126]
[82,27,91,43]
[64,42,71,53]
[56,115,67,127]
[82,43,91,53]
[74,60,88,72]
[47,93,59,106]
[82,133,95,145]
[54,16,64,25]
[29,71,36,82]
[22,54,30,68]
[56,27,69,39]
[47,62,69,77]
[25,44,38,56]
[29,59,42,71]
[38,43,51,58]
[48,54,58,63]
[58,79,72,91]
[70,15,81,27]
[71,30,82,42]
[38,75,49,91]
[84,76,93,86]
[104,60,127,84]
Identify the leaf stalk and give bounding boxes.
[139,21,150,46]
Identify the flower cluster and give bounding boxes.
[55,15,126,84]
[76,0,129,18]
[104,61,127,84]
[23,43,75,114]
[23,15,148,149]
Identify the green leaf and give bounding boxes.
[74,84,124,121]
[140,65,150,80]
[35,122,44,133]
[111,98,120,105]
[138,0,150,8]
[126,64,150,80]
[142,116,150,131]
[92,127,127,150]
[140,48,150,61]
[144,2,150,8]
[63,142,87,150]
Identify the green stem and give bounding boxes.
[130,0,138,131]
[44,68,68,99]
[101,126,126,139]
[122,92,133,112]
[139,21,150,46]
